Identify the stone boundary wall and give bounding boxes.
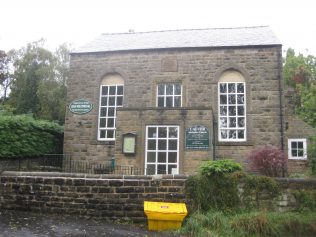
[0,172,187,222]
[0,172,315,222]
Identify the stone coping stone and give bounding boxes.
[0,171,188,180]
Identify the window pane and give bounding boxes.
[220,95,227,104]
[158,97,164,107]
[147,165,155,175]
[169,127,178,138]
[291,142,297,148]
[220,118,228,128]
[237,83,244,93]
[157,165,166,174]
[158,140,167,150]
[220,106,227,116]
[100,118,106,128]
[220,83,227,93]
[100,130,106,138]
[229,117,237,128]
[229,130,237,139]
[108,97,115,106]
[158,127,167,138]
[169,140,177,150]
[116,96,123,106]
[102,86,108,95]
[147,152,156,163]
[158,152,166,162]
[166,97,173,107]
[228,83,235,93]
[174,84,181,95]
[228,95,236,104]
[147,140,156,150]
[298,142,303,149]
[238,118,245,128]
[108,118,114,127]
[108,107,115,116]
[237,106,244,116]
[107,130,114,138]
[174,96,181,107]
[148,127,157,138]
[168,165,177,175]
[101,97,108,106]
[100,108,107,117]
[292,150,297,157]
[237,95,244,104]
[228,106,236,116]
[238,130,244,139]
[221,130,228,139]
[166,85,173,95]
[117,86,123,95]
[158,85,165,95]
[109,86,116,95]
[298,149,304,157]
[168,152,177,163]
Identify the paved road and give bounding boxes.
[0,210,177,237]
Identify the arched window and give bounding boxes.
[98,74,124,140]
[218,71,246,141]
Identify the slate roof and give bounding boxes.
[73,26,281,54]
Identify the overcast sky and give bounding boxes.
[1,0,315,55]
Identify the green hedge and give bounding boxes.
[0,115,63,158]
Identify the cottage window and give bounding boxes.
[157,83,182,107]
[98,74,124,141]
[145,125,179,175]
[218,71,246,141]
[288,139,307,159]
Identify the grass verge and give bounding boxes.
[178,211,316,237]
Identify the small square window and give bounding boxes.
[288,139,307,160]
[157,83,182,107]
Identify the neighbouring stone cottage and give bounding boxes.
[64,26,314,175]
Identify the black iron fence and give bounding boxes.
[0,155,146,175]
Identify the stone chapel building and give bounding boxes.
[64,26,314,175]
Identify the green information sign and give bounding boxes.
[69,99,93,114]
[186,125,209,150]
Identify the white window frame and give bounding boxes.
[145,125,179,175]
[98,84,124,141]
[288,138,307,160]
[218,82,246,142]
[156,83,182,107]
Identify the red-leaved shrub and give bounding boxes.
[248,146,287,177]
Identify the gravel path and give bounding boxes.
[0,210,177,237]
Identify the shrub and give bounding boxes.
[0,115,63,158]
[308,135,316,174]
[187,160,242,212]
[248,146,287,177]
[199,159,242,177]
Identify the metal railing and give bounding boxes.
[0,155,172,175]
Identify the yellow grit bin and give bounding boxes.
[144,201,188,231]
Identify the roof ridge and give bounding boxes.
[101,25,270,36]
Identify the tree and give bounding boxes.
[36,43,70,123]
[0,50,13,101]
[8,40,70,124]
[283,48,316,127]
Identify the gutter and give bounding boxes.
[277,47,285,150]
